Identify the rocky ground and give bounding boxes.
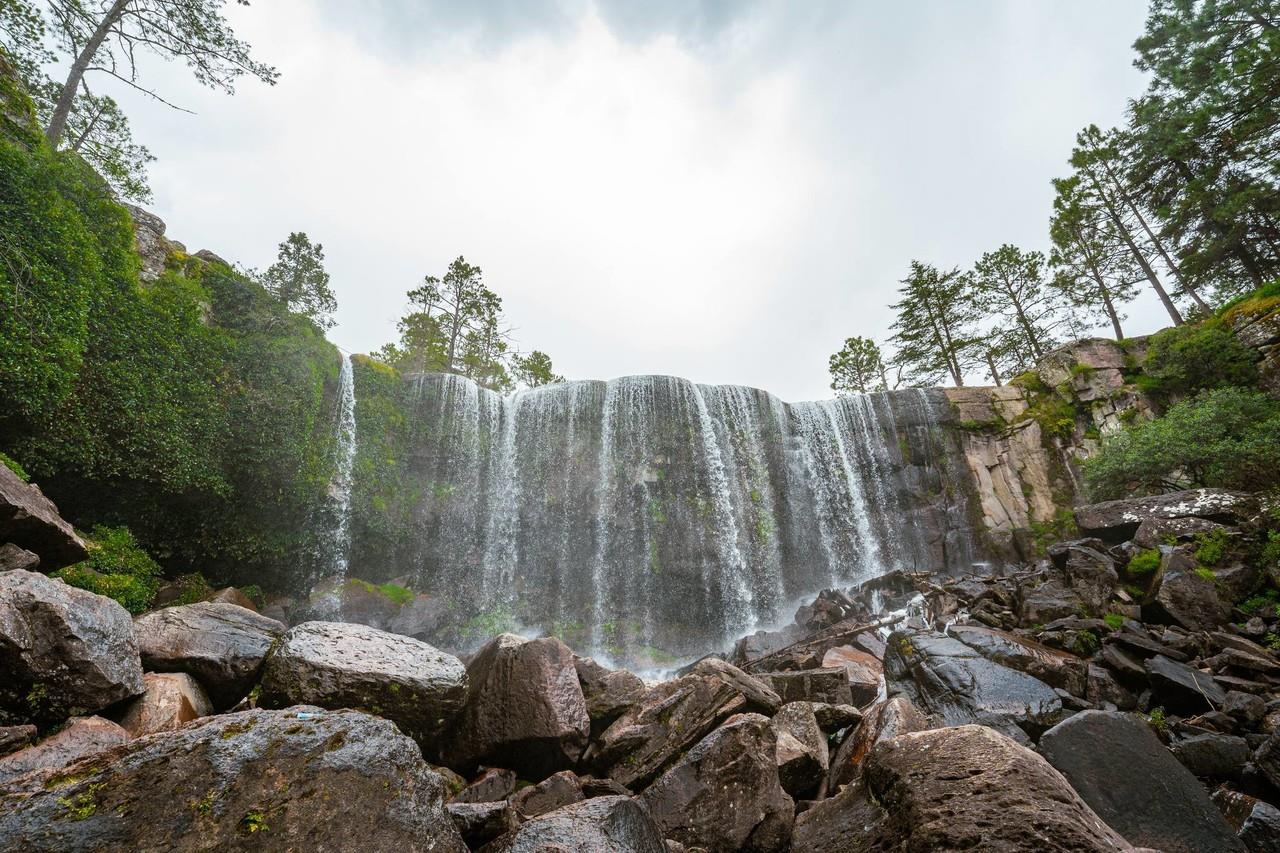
[3,465,1280,850]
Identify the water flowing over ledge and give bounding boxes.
[344,372,984,664]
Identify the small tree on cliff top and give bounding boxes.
[828,336,886,395]
[888,261,982,387]
[262,232,337,330]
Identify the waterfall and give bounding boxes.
[318,354,357,598]
[357,374,979,662]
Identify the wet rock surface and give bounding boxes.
[117,672,213,737]
[477,795,666,853]
[0,570,143,725]
[132,602,284,710]
[0,716,128,785]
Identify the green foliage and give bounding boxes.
[1145,707,1168,736]
[1072,629,1100,656]
[1241,589,1280,618]
[1021,391,1078,440]
[970,243,1070,377]
[512,350,564,388]
[1084,388,1280,499]
[1194,566,1217,583]
[1193,529,1229,566]
[1263,531,1280,572]
[463,605,518,641]
[1127,549,1161,576]
[165,573,213,607]
[1140,320,1257,400]
[829,336,887,395]
[1265,633,1280,652]
[0,450,28,481]
[258,232,337,330]
[888,261,982,386]
[55,525,162,614]
[345,578,413,606]
[1103,612,1124,631]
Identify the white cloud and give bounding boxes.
[112,0,1153,401]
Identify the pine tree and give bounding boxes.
[828,336,886,395]
[261,233,337,330]
[888,262,982,387]
[970,244,1072,375]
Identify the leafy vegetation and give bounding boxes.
[54,525,162,614]
[0,450,28,481]
[1137,320,1258,401]
[1126,549,1161,576]
[1103,612,1124,631]
[1084,388,1280,500]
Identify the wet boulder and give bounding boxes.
[791,780,886,851]
[510,769,584,819]
[688,657,782,714]
[0,707,467,853]
[1150,550,1231,631]
[133,601,284,710]
[1039,710,1244,852]
[448,800,516,848]
[1049,540,1119,616]
[117,672,213,737]
[0,570,143,725]
[1169,732,1250,780]
[0,716,128,785]
[771,701,828,798]
[0,725,35,758]
[827,696,930,791]
[812,701,862,732]
[0,463,87,568]
[641,713,793,853]
[821,645,883,705]
[1213,788,1280,853]
[948,623,1088,695]
[1020,576,1089,625]
[448,634,588,780]
[592,674,747,789]
[884,630,1065,740]
[260,621,466,746]
[1075,488,1257,544]
[478,795,666,853]
[865,724,1130,851]
[1145,654,1227,715]
[575,657,646,734]
[453,766,517,803]
[758,667,853,705]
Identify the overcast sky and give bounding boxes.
[115,0,1156,402]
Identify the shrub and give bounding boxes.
[1194,529,1229,566]
[164,573,214,607]
[55,525,162,614]
[1127,549,1161,576]
[1084,387,1280,500]
[1103,612,1124,631]
[0,450,28,481]
[1140,320,1257,400]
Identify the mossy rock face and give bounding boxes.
[0,707,467,852]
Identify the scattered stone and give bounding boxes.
[511,769,584,819]
[575,656,646,733]
[758,667,853,706]
[884,630,1064,740]
[479,796,666,853]
[133,601,284,710]
[1146,654,1227,715]
[688,657,783,714]
[1086,663,1139,711]
[1050,540,1119,617]
[453,767,517,803]
[791,780,886,852]
[641,713,793,853]
[260,620,466,746]
[771,701,828,797]
[821,645,883,705]
[448,801,516,849]
[448,634,588,780]
[0,716,128,785]
[0,724,36,758]
[1213,788,1280,853]
[1039,710,1244,852]
[1170,732,1250,779]
[0,463,87,568]
[1225,691,1268,727]
[827,696,930,791]
[580,775,630,798]
[1020,577,1089,624]
[0,569,143,724]
[1253,730,1280,791]
[865,724,1130,851]
[117,672,213,737]
[0,543,38,572]
[0,707,467,852]
[593,674,747,789]
[811,702,862,732]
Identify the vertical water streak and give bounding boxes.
[590,380,619,650]
[319,354,357,605]
[481,391,525,604]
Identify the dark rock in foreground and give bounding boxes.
[478,795,666,853]
[0,707,467,853]
[260,620,466,745]
[0,463,87,568]
[865,724,1130,851]
[133,602,284,710]
[0,570,143,725]
[641,713,793,853]
[1038,709,1244,852]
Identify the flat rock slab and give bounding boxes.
[0,707,467,853]
[1038,709,1244,853]
[822,646,883,705]
[0,716,128,785]
[574,656,646,733]
[1075,489,1257,543]
[0,463,87,568]
[640,713,793,853]
[0,570,143,724]
[478,796,666,853]
[448,633,588,780]
[948,623,1087,695]
[759,667,853,706]
[117,672,214,737]
[260,620,466,745]
[865,724,1131,851]
[1144,654,1226,715]
[133,602,285,710]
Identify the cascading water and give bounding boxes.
[315,354,357,611]
[347,373,979,663]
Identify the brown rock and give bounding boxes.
[866,725,1131,851]
[688,657,783,714]
[453,767,517,803]
[510,769,584,819]
[0,543,38,572]
[827,696,930,791]
[641,713,793,853]
[448,800,516,849]
[0,463,87,568]
[0,724,36,758]
[821,645,883,705]
[204,587,258,612]
[574,656,646,734]
[792,780,886,852]
[0,716,128,784]
[772,701,828,798]
[448,634,588,780]
[758,667,853,705]
[478,796,665,853]
[948,623,1088,695]
[117,672,214,737]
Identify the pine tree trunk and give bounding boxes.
[46,0,131,148]
[1091,175,1184,325]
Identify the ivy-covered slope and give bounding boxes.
[0,53,341,591]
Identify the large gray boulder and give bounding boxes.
[0,707,467,852]
[0,716,128,785]
[132,602,285,710]
[447,634,588,780]
[771,701,828,798]
[641,713,793,853]
[791,780,886,852]
[1151,551,1232,631]
[477,796,665,853]
[1038,710,1244,853]
[865,725,1130,851]
[1075,488,1257,543]
[260,621,466,746]
[574,656,646,734]
[0,570,143,724]
[884,629,1066,740]
[592,674,748,789]
[0,464,86,568]
[948,623,1088,695]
